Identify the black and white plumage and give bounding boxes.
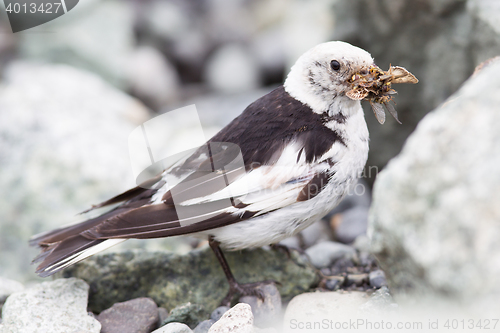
[31,41,374,280]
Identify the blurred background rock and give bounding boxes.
[0,0,499,285]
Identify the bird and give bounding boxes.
[31,41,396,305]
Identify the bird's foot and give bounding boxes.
[221,279,280,307]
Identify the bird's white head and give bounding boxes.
[284,41,374,116]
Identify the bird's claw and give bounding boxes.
[220,279,280,306]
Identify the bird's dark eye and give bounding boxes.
[330,60,341,71]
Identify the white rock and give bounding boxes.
[19,0,135,88]
[0,278,100,333]
[208,303,253,333]
[369,59,500,313]
[0,62,149,281]
[153,322,193,333]
[204,44,261,94]
[127,46,180,109]
[0,278,24,304]
[305,241,356,268]
[283,291,368,333]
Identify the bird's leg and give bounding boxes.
[208,236,277,306]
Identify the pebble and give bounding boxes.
[305,241,356,268]
[324,277,344,291]
[331,206,369,244]
[193,319,215,333]
[208,303,253,333]
[239,284,281,327]
[369,270,388,288]
[210,306,230,322]
[97,297,159,333]
[163,303,208,329]
[299,220,331,248]
[345,273,368,287]
[153,322,193,333]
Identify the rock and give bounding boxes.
[0,62,149,282]
[158,307,170,327]
[193,320,215,333]
[239,284,281,327]
[305,241,356,268]
[283,291,368,331]
[332,206,369,244]
[208,303,253,333]
[298,221,331,249]
[369,59,500,311]
[327,179,372,216]
[277,236,301,249]
[323,277,344,291]
[204,44,261,94]
[0,278,24,313]
[329,0,500,185]
[0,278,100,333]
[154,322,193,333]
[97,297,159,333]
[358,286,397,316]
[19,0,135,87]
[210,307,230,322]
[162,303,208,329]
[369,270,387,288]
[59,246,318,313]
[352,234,371,253]
[345,273,368,287]
[126,46,180,110]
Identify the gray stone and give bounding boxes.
[204,44,261,94]
[59,246,318,314]
[154,322,193,333]
[0,62,149,283]
[0,278,24,313]
[369,270,387,288]
[158,307,170,327]
[19,0,135,87]
[358,287,398,316]
[239,284,281,327]
[208,303,253,333]
[305,241,356,268]
[97,297,159,333]
[0,278,100,333]
[369,59,500,311]
[298,221,331,249]
[283,291,369,329]
[126,46,180,110]
[324,277,343,291]
[330,0,500,185]
[333,206,369,244]
[162,303,208,329]
[210,307,230,322]
[193,320,215,333]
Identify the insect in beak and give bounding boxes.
[346,65,418,124]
